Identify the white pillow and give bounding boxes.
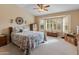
[12,27,20,33]
[23,28,29,32]
[12,25,29,33]
[13,26,23,33]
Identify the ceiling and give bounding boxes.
[19,4,79,16]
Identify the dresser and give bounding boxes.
[0,34,7,47]
[64,34,77,46]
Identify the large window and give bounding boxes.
[39,15,71,33]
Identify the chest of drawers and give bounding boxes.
[0,35,7,47]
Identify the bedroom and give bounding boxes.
[0,4,79,55]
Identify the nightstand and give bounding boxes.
[0,34,7,47]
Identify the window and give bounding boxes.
[39,20,45,31]
[39,15,71,33]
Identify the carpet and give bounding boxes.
[0,36,77,55]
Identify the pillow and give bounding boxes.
[24,26,29,30]
[12,26,23,33]
[23,29,29,32]
[12,27,20,33]
[23,26,30,32]
[12,25,29,33]
[19,29,23,32]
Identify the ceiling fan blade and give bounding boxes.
[34,4,49,12]
[44,9,48,11]
[44,5,50,8]
[37,4,44,9]
[37,4,41,7]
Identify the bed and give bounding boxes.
[10,26,46,54]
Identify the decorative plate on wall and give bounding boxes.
[15,17,24,25]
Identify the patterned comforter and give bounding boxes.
[11,31,45,54]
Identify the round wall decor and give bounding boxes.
[15,17,24,25]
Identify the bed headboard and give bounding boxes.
[8,25,29,42]
[9,27,13,42]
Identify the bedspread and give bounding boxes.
[11,31,45,54]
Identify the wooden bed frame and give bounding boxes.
[8,27,13,42]
[8,26,47,54]
[9,26,47,42]
[9,27,30,54]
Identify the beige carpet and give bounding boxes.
[31,37,77,55]
[0,36,77,55]
[0,43,24,55]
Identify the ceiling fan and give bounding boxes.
[34,4,50,12]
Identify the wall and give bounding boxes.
[35,10,79,33]
[0,4,34,33]
[0,4,35,43]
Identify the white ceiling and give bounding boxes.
[19,4,79,16]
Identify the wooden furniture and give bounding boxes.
[76,34,79,54]
[30,23,37,31]
[9,27,12,42]
[64,34,77,46]
[76,34,79,42]
[0,34,7,47]
[30,24,33,31]
[47,32,58,37]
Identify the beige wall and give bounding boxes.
[0,4,34,33]
[35,10,79,33]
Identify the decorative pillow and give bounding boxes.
[12,26,23,33]
[23,27,29,31]
[12,25,30,33]
[23,26,30,32]
[12,27,20,33]
[19,29,23,32]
